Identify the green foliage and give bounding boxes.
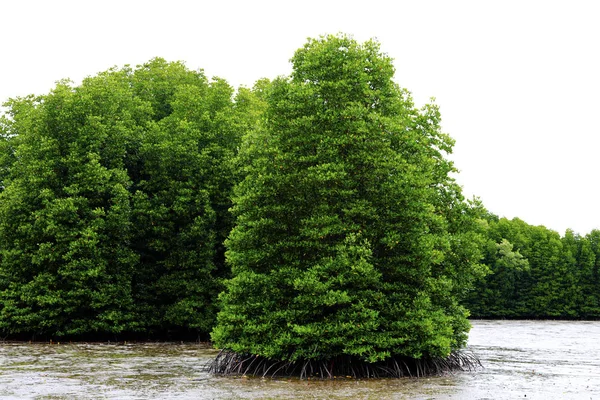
[129,60,243,336]
[7,35,597,345]
[0,80,140,336]
[0,58,244,339]
[212,34,485,363]
[463,217,600,318]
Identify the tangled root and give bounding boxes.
[206,350,481,379]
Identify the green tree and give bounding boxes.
[0,78,142,338]
[462,217,600,319]
[559,230,598,317]
[211,34,484,377]
[0,58,245,339]
[129,59,243,337]
[0,111,16,192]
[465,236,528,317]
[584,230,600,316]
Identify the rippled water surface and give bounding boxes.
[1,320,599,399]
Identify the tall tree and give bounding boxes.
[0,76,142,337]
[0,58,245,339]
[211,34,485,377]
[129,59,243,337]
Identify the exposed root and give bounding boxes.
[206,349,481,379]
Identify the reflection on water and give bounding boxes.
[0,320,599,399]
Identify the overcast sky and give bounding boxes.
[2,0,599,235]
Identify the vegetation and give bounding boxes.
[209,34,486,377]
[463,215,600,319]
[0,33,596,379]
[0,59,251,340]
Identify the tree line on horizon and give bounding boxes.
[0,34,597,366]
[464,214,600,319]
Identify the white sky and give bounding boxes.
[2,0,599,235]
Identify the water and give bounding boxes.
[0,320,599,399]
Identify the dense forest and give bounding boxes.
[0,58,259,340]
[463,215,600,319]
[0,35,597,373]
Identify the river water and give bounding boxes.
[0,320,599,399]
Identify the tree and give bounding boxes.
[465,236,528,317]
[462,216,600,319]
[0,77,141,338]
[210,34,484,378]
[584,230,600,316]
[0,110,16,193]
[0,58,245,339]
[129,59,243,338]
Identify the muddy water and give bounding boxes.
[0,320,599,399]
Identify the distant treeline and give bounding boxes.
[463,215,600,319]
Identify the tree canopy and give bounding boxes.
[210,34,486,376]
[0,58,247,339]
[463,215,600,319]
